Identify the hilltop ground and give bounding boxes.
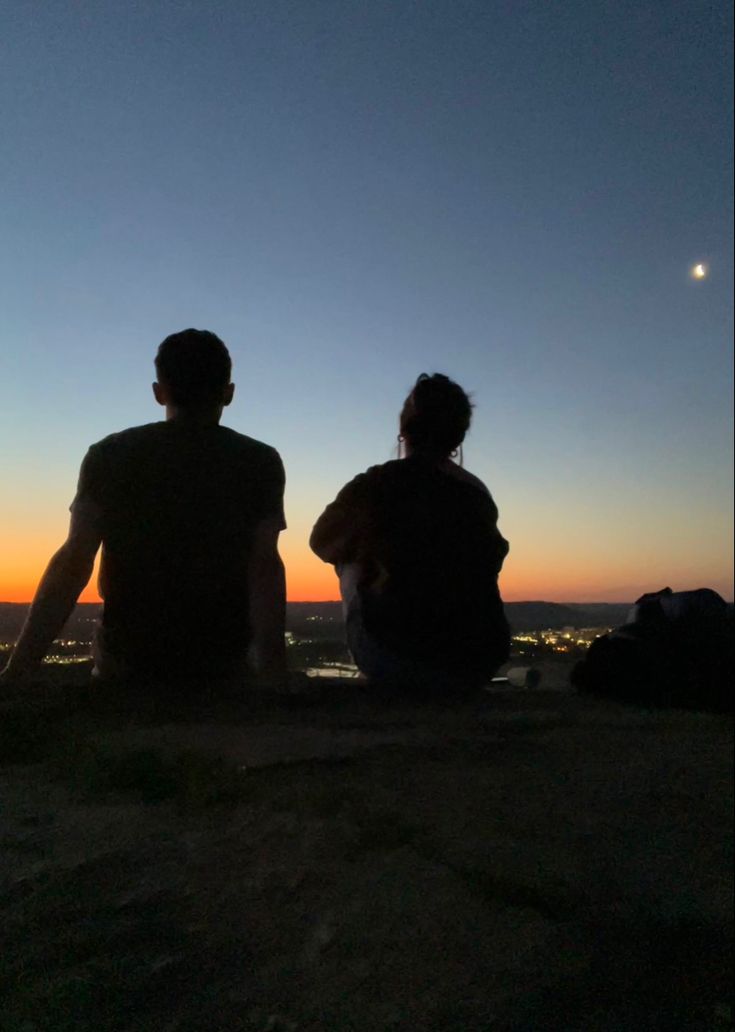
[0,667,732,1032]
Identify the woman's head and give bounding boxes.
[399,373,473,459]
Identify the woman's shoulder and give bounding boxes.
[349,459,405,487]
[376,457,493,497]
[433,460,489,496]
[438,463,501,522]
[330,462,390,504]
[343,459,494,503]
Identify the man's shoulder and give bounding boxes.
[88,423,281,465]
[88,423,164,453]
[216,426,282,463]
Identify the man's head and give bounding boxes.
[153,329,234,418]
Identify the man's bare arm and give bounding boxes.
[1,500,102,681]
[248,518,287,681]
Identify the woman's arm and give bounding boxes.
[310,472,373,565]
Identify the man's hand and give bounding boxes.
[0,655,43,697]
[0,656,40,684]
[252,667,316,698]
[248,654,288,693]
[248,517,287,676]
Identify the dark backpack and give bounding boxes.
[571,587,733,712]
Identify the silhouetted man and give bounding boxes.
[1,329,287,689]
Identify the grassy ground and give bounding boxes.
[0,676,732,1031]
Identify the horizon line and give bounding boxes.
[0,598,641,607]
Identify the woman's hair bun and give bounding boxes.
[400,373,473,457]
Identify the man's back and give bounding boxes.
[76,421,285,680]
[2,329,288,691]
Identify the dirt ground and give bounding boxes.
[0,676,732,1031]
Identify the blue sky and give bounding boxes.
[1,0,732,600]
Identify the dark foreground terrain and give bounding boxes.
[0,674,732,1031]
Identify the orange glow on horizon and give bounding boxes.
[6,566,729,605]
[2,537,732,605]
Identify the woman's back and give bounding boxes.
[310,371,510,686]
[311,456,509,678]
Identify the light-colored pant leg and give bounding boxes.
[338,562,482,691]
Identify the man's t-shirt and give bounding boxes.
[311,457,510,677]
[72,422,285,680]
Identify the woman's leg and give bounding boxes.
[338,564,484,697]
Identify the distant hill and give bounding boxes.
[285,600,632,633]
[1,600,632,643]
[504,601,631,631]
[286,600,632,633]
[0,603,103,643]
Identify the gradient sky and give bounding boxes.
[1,0,733,604]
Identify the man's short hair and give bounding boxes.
[155,329,232,408]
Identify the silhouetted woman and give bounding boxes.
[310,373,510,695]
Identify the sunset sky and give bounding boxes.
[1,1,733,604]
